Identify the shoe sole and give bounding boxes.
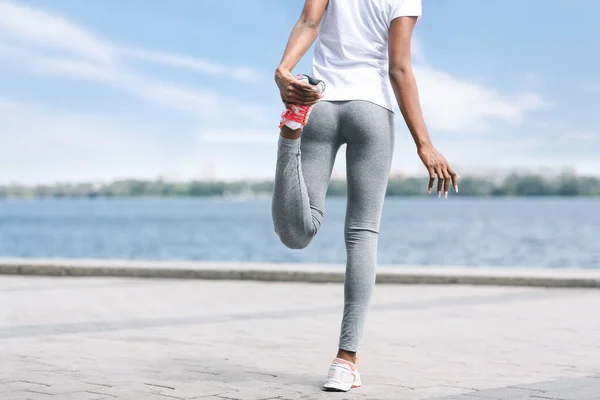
[323,380,356,392]
[323,386,350,392]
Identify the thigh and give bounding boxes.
[300,101,343,213]
[342,101,395,231]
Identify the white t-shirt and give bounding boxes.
[312,0,422,112]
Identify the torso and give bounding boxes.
[312,0,422,112]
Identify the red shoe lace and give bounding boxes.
[279,105,310,128]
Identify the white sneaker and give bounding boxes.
[322,358,362,392]
[279,74,326,130]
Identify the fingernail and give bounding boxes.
[444,191,448,199]
[428,189,431,194]
[438,192,441,198]
[457,175,462,179]
[455,186,459,193]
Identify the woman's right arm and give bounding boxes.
[275,0,328,107]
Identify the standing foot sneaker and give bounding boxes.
[279,74,326,130]
[322,358,362,392]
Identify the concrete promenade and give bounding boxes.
[1,262,600,399]
[1,259,600,288]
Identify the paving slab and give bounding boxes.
[1,276,599,399]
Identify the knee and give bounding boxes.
[345,225,379,243]
[272,212,321,250]
[276,228,312,250]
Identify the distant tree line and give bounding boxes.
[1,174,599,198]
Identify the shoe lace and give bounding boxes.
[281,105,309,126]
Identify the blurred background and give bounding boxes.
[0,0,598,269]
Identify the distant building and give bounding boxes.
[202,160,218,181]
[331,168,345,179]
[159,171,183,183]
[389,169,406,179]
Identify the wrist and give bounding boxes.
[415,138,432,150]
[276,66,291,76]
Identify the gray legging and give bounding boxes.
[272,100,394,352]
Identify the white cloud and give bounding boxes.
[128,78,223,116]
[121,48,261,83]
[200,129,276,144]
[564,130,597,140]
[0,0,262,118]
[411,37,426,63]
[0,1,260,81]
[390,132,600,178]
[0,2,584,183]
[414,65,548,132]
[35,57,119,82]
[0,103,179,184]
[199,59,550,144]
[409,36,548,134]
[0,1,274,184]
[0,1,112,64]
[0,98,16,108]
[583,82,600,93]
[198,36,557,179]
[0,45,225,117]
[520,71,544,90]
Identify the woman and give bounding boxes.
[272,0,458,392]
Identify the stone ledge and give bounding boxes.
[0,258,599,288]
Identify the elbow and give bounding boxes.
[300,16,320,30]
[389,64,412,83]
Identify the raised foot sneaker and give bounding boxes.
[322,358,362,392]
[279,74,326,130]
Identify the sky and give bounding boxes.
[0,0,599,184]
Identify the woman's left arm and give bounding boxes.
[275,0,328,106]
